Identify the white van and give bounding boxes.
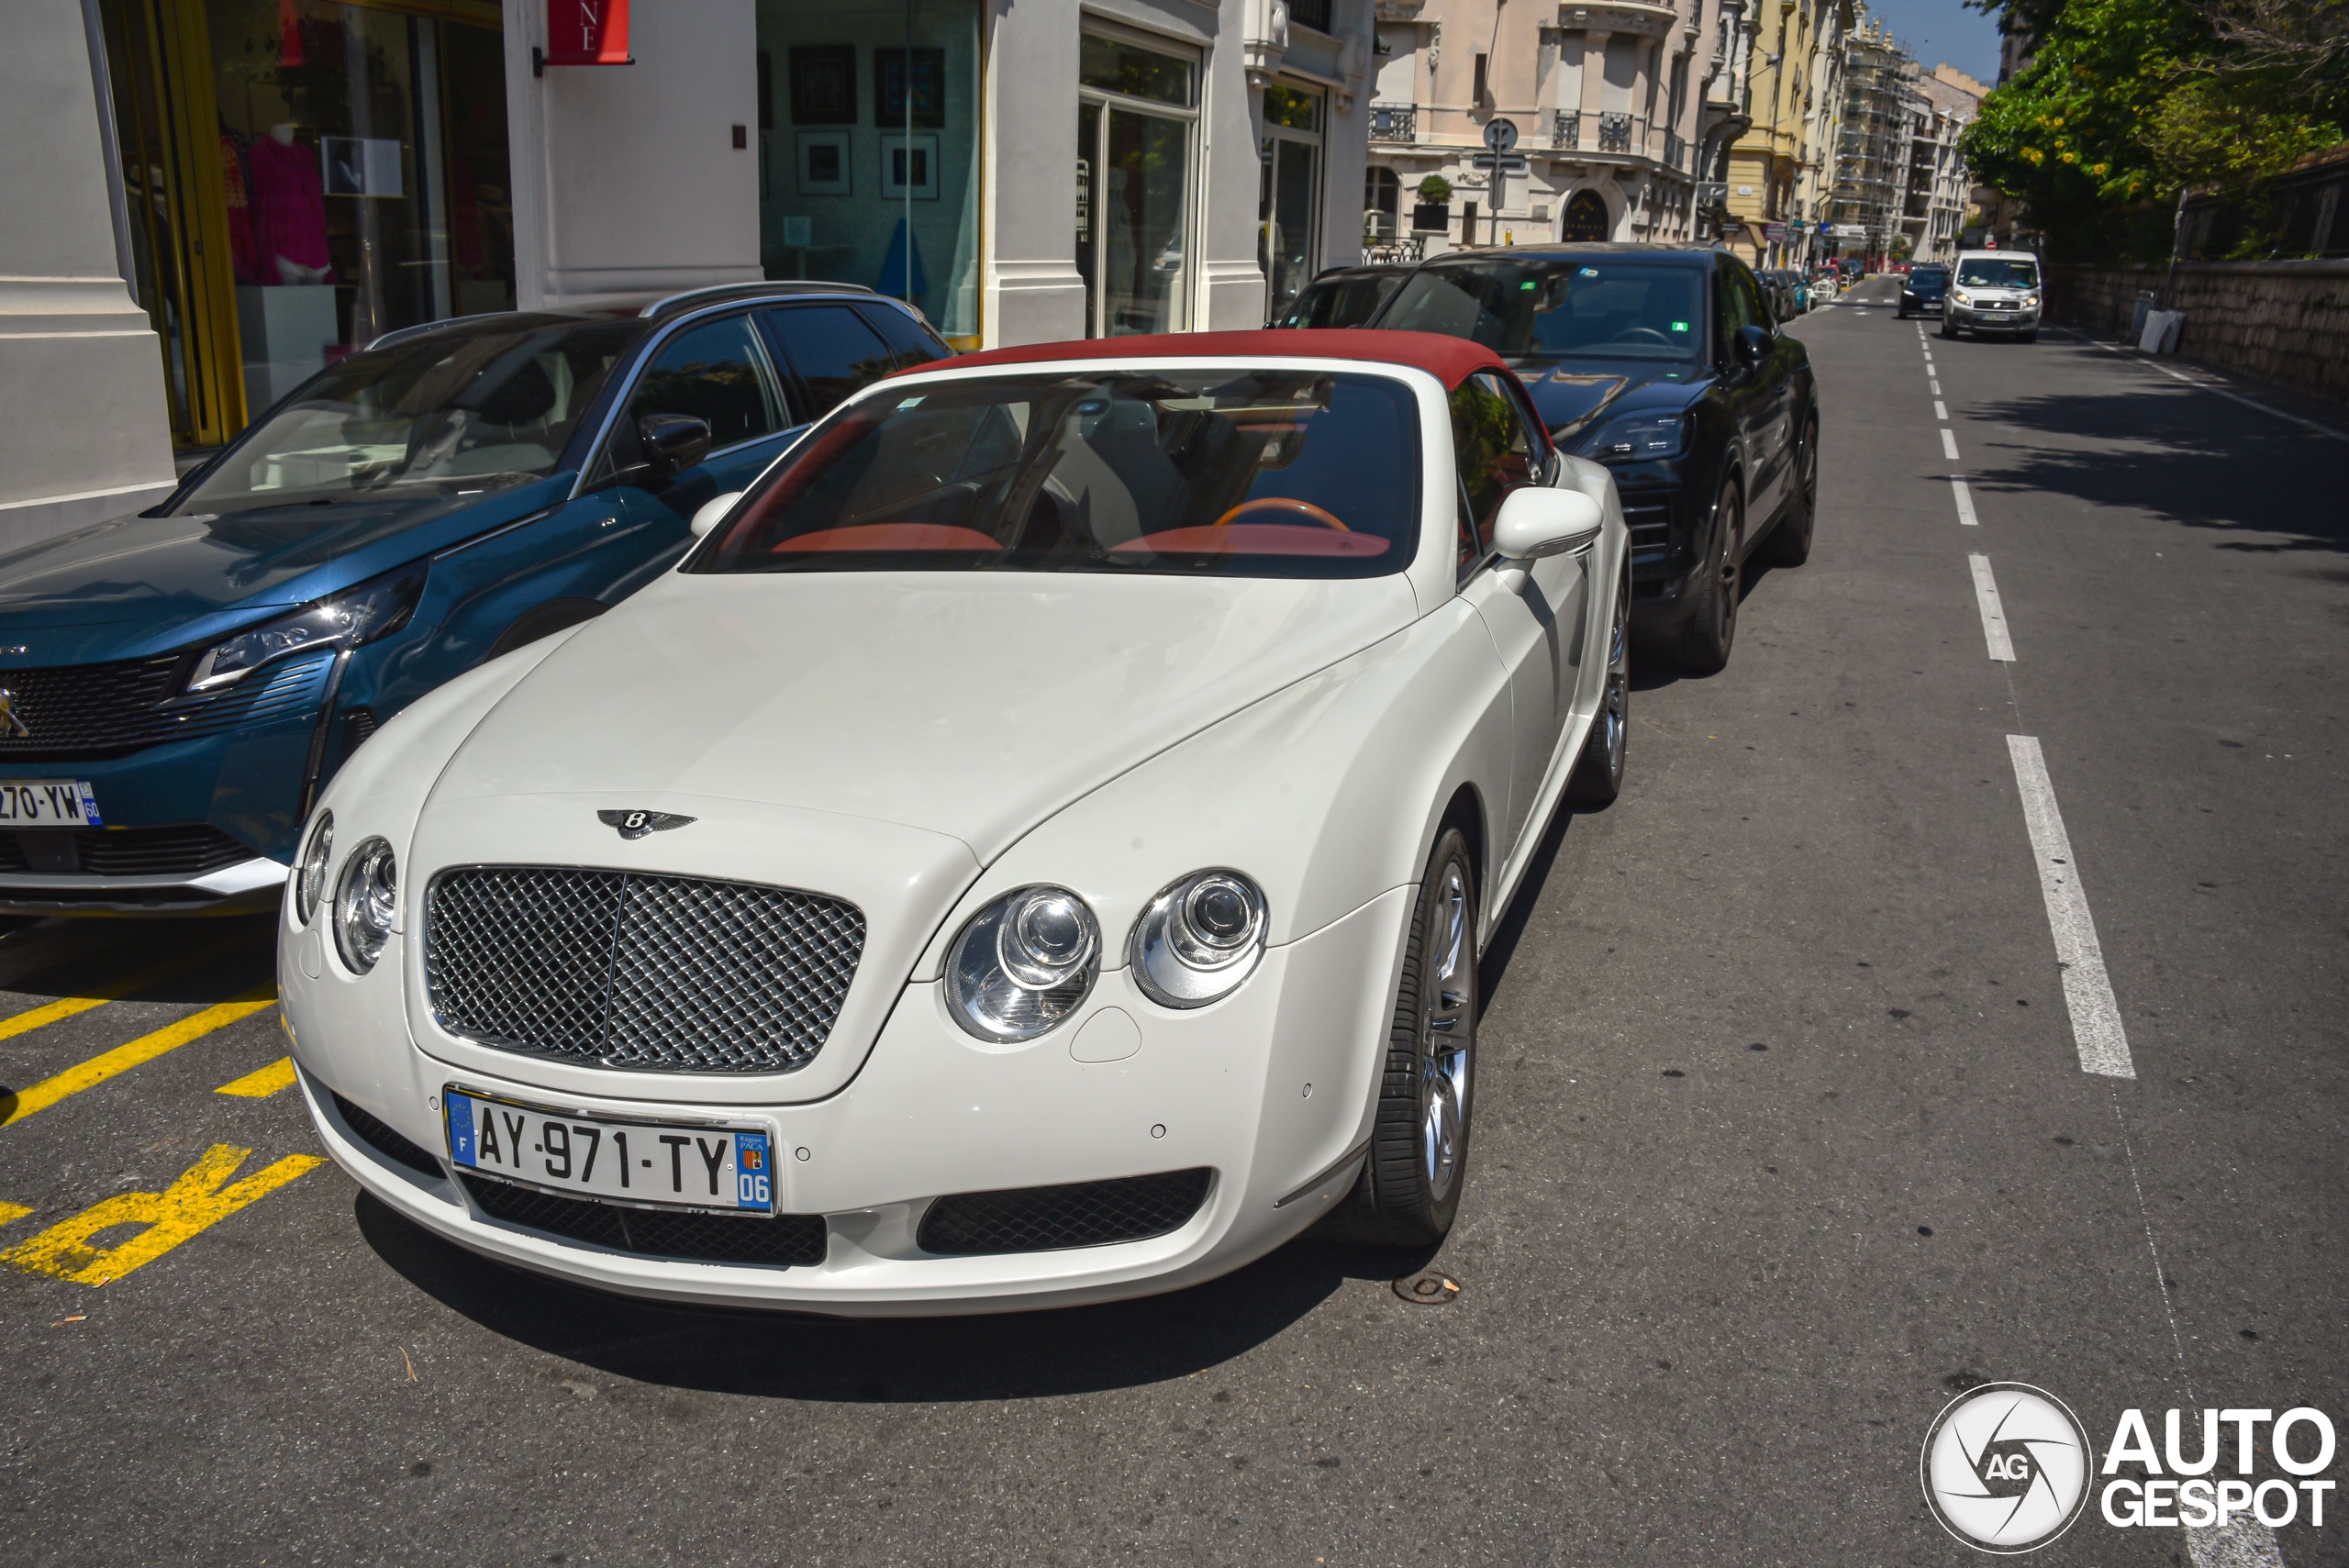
[1942,250,2043,341]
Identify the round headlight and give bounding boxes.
[946,885,1099,1041]
[294,811,333,926]
[1130,869,1268,1009]
[332,836,398,973]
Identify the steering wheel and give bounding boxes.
[1212,496,1351,531]
[1609,327,1675,348]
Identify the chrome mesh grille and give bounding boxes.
[426,866,864,1073]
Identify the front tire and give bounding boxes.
[1342,828,1478,1247]
[1675,480,1742,673]
[1940,317,1956,339]
[1567,571,1630,808]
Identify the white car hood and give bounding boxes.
[401,569,1418,1103]
[431,568,1420,862]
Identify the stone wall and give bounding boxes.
[2043,260,2349,405]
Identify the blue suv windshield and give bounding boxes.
[1378,258,1706,362]
[179,317,643,515]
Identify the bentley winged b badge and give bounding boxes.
[597,809,696,840]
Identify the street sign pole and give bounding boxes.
[1482,120,1519,246]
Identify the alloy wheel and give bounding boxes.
[1419,858,1473,1200]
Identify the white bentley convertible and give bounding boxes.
[278,328,1630,1315]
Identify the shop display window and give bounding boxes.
[758,1,982,348]
[206,0,515,421]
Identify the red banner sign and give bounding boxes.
[543,0,631,66]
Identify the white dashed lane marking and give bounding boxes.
[1950,477,1978,526]
[1931,379,1942,395]
[1967,554,2014,661]
[1934,400,1949,421]
[2005,736,2136,1079]
[1940,428,1960,461]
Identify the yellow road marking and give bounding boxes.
[1,1142,323,1284]
[0,1201,28,1227]
[0,985,277,1128]
[0,942,235,1046]
[216,1056,298,1098]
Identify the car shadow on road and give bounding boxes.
[356,1192,1439,1402]
[1964,383,2349,557]
[0,915,276,1005]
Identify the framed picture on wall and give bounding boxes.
[790,45,856,124]
[880,133,940,200]
[796,130,852,196]
[874,48,946,128]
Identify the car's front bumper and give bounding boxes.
[283,884,1415,1316]
[1946,303,2040,332]
[0,854,285,916]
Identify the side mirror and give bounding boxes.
[637,414,712,476]
[1735,323,1772,367]
[689,490,743,538]
[1494,485,1604,562]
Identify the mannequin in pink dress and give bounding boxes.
[249,124,333,285]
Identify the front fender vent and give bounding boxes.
[425,866,865,1074]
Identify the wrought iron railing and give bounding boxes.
[1369,103,1417,142]
[1289,0,1333,32]
[1552,108,1581,149]
[1664,131,1687,171]
[1598,112,1634,153]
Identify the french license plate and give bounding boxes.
[443,1088,775,1215]
[0,780,102,827]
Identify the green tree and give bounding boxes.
[1961,0,2343,256]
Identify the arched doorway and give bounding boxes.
[1561,189,1609,242]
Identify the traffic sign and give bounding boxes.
[1469,152,1530,172]
[1484,118,1519,153]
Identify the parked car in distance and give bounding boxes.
[1898,263,1951,318]
[1368,243,1818,673]
[1269,264,1412,329]
[0,284,949,916]
[1753,269,1799,324]
[282,328,1633,1315]
[1943,250,2043,341]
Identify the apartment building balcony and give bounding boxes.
[1664,130,1687,171]
[1552,108,1581,149]
[1370,103,1419,142]
[1598,111,1634,153]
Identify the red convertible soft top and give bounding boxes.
[930,328,1512,391]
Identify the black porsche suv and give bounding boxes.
[1367,244,1818,673]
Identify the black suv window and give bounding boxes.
[855,304,952,373]
[1716,261,1769,361]
[763,304,896,417]
[628,313,787,450]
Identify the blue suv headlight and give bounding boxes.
[183,566,428,695]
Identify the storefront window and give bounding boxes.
[1076,31,1198,338]
[1260,83,1323,323]
[207,0,513,420]
[755,1,983,349]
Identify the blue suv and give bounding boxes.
[0,284,947,914]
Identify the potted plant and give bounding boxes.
[1411,174,1452,234]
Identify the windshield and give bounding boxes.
[1955,259,2039,289]
[179,317,641,513]
[1378,258,1706,362]
[695,370,1420,580]
[1909,267,1948,283]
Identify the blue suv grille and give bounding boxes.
[0,651,333,761]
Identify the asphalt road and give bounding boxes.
[4,276,2344,1567]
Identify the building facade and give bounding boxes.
[1365,0,1723,255]
[5,0,1375,547]
[1904,64,1983,263]
[1825,17,1917,269]
[1719,0,1848,270]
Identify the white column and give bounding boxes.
[0,0,176,548]
[980,0,1085,345]
[503,0,762,311]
